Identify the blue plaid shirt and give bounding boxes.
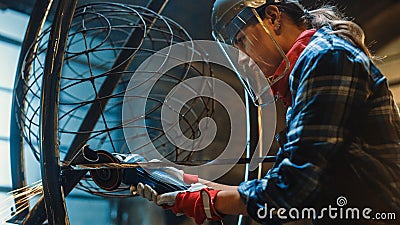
[238,27,400,224]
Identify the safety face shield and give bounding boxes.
[212,1,290,107]
[212,34,276,106]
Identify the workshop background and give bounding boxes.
[0,0,399,225]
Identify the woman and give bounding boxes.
[136,0,400,224]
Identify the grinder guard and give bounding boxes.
[69,145,190,194]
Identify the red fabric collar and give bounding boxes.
[270,29,316,107]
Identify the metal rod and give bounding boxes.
[237,86,252,225]
[257,106,263,179]
[9,0,54,223]
[62,156,277,171]
[40,0,78,224]
[0,33,22,46]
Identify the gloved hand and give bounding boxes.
[136,183,223,225]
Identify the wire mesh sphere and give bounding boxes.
[16,2,214,189]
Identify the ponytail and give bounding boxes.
[305,6,372,58]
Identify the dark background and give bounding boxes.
[1,0,399,51]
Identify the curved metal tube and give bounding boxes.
[9,0,54,222]
[40,0,78,224]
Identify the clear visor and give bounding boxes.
[226,6,265,45]
[213,5,290,107]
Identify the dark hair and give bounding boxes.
[277,3,372,57]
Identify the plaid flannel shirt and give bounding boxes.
[238,26,400,224]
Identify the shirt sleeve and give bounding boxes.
[238,47,371,223]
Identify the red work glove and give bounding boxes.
[172,188,222,224]
[139,183,223,225]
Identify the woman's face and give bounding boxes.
[233,20,283,78]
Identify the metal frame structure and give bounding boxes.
[9,1,278,224]
[10,0,169,224]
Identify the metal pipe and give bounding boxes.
[9,0,54,222]
[40,0,78,224]
[237,88,252,225]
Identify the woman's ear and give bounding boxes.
[264,5,282,30]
